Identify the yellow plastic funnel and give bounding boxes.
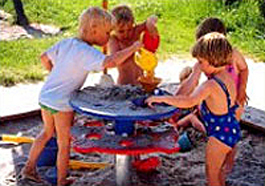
[134,48,158,78]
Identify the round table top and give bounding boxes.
[70,85,178,121]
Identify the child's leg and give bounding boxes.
[220,146,237,185]
[175,113,193,128]
[206,137,231,186]
[54,111,74,186]
[22,109,55,182]
[176,113,206,134]
[189,114,206,134]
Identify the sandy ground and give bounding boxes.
[0,115,264,186]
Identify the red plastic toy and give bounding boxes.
[143,30,160,53]
[132,157,161,172]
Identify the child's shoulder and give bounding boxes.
[200,78,220,93]
[60,38,98,54]
[232,48,241,57]
[58,37,76,44]
[53,37,80,49]
[134,22,146,33]
[108,35,121,49]
[109,35,119,43]
[232,48,245,60]
[232,48,248,68]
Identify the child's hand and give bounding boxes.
[145,96,162,108]
[132,41,143,51]
[147,15,158,26]
[146,15,158,35]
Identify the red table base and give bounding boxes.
[71,121,180,155]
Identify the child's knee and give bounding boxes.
[179,66,192,82]
[57,137,71,149]
[189,113,197,121]
[38,130,53,141]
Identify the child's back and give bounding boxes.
[40,38,106,111]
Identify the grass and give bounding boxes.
[0,37,61,86]
[0,0,265,86]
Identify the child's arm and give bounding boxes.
[134,15,158,38]
[233,49,249,105]
[103,41,142,68]
[41,39,62,72]
[176,112,206,134]
[108,36,121,54]
[40,53,53,72]
[146,80,213,108]
[146,15,159,36]
[134,22,147,37]
[175,62,201,96]
[175,113,195,129]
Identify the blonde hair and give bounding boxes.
[111,5,134,26]
[192,32,232,67]
[179,66,192,82]
[78,7,114,39]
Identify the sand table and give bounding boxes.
[70,85,177,119]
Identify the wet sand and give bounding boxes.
[0,115,264,186]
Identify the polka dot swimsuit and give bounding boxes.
[200,76,241,148]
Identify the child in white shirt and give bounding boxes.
[21,7,142,186]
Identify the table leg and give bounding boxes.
[115,155,132,186]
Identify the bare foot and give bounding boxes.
[20,166,42,183]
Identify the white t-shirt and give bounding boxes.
[39,38,106,111]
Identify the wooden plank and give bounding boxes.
[241,106,265,133]
[0,109,41,123]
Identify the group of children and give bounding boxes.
[21,4,248,186]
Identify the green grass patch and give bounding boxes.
[1,0,265,86]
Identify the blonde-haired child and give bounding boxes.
[147,32,241,186]
[177,17,248,120]
[21,7,142,186]
[108,4,159,85]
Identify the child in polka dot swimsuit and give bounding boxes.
[146,32,241,186]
